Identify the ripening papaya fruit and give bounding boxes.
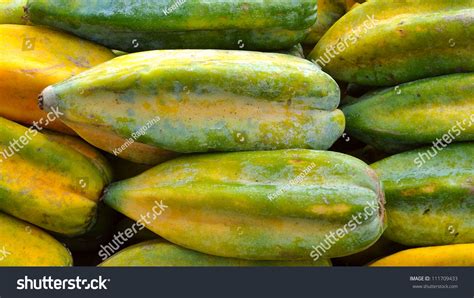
[0,212,72,266]
[342,73,474,153]
[54,203,119,252]
[0,0,26,24]
[308,0,474,86]
[303,0,348,46]
[370,244,474,266]
[371,143,474,246]
[0,24,115,134]
[25,0,317,52]
[0,117,112,236]
[39,50,344,165]
[103,149,386,260]
[100,240,331,267]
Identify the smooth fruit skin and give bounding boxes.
[0,212,72,266]
[308,0,474,86]
[0,0,26,24]
[100,240,331,267]
[25,0,317,52]
[0,117,112,236]
[342,73,474,153]
[0,24,115,134]
[371,143,474,246]
[40,50,344,165]
[103,149,385,260]
[370,244,474,267]
[303,0,348,46]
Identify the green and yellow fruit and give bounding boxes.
[0,0,26,24]
[303,0,348,46]
[104,149,385,260]
[342,73,474,153]
[40,50,344,164]
[25,0,317,51]
[0,24,115,134]
[370,244,474,266]
[0,117,112,236]
[309,0,474,86]
[371,143,474,246]
[100,240,331,267]
[54,203,118,252]
[0,212,72,266]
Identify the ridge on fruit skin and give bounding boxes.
[39,50,345,165]
[103,149,386,261]
[309,0,474,86]
[0,117,112,236]
[371,143,474,246]
[25,0,317,52]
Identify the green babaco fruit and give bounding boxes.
[25,0,317,51]
[371,143,474,246]
[39,50,344,165]
[309,0,474,86]
[100,240,332,267]
[0,212,72,266]
[103,149,386,261]
[342,73,474,153]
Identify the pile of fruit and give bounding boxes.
[0,0,472,267]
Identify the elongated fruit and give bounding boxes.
[0,117,112,236]
[371,143,474,246]
[100,240,331,267]
[25,0,317,52]
[342,73,474,153]
[104,149,386,260]
[40,50,344,165]
[308,0,474,86]
[0,24,115,134]
[370,244,474,266]
[0,212,72,266]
